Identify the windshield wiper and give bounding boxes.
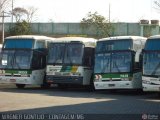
[114,61,120,72]
[151,62,160,75]
[102,62,110,73]
[13,51,21,69]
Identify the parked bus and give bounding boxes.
[142,35,160,92]
[0,35,55,88]
[46,37,96,88]
[94,36,146,90]
[0,44,2,52]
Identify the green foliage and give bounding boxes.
[81,12,113,38]
[9,20,31,35]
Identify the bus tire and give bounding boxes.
[58,84,68,89]
[109,89,117,93]
[41,75,51,89]
[88,74,95,91]
[86,84,95,91]
[16,84,25,89]
[41,83,51,89]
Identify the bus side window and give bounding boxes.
[32,52,46,69]
[35,41,45,49]
[83,48,94,67]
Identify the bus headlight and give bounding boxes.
[121,78,129,81]
[142,80,151,84]
[69,72,81,76]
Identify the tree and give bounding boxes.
[0,0,10,14]
[12,6,37,22]
[26,6,38,23]
[153,0,160,11]
[9,6,37,36]
[12,7,28,22]
[9,20,31,35]
[80,12,113,38]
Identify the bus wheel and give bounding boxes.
[16,84,25,89]
[109,89,117,93]
[41,83,51,89]
[58,84,68,89]
[86,84,95,91]
[41,75,51,89]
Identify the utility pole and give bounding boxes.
[109,3,111,23]
[11,0,14,23]
[0,11,10,43]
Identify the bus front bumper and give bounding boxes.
[142,76,160,92]
[143,84,160,92]
[46,75,83,85]
[94,81,134,90]
[0,76,36,85]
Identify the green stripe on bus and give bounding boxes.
[5,70,32,74]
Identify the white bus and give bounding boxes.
[0,35,55,88]
[46,37,96,88]
[142,35,160,92]
[0,44,2,52]
[94,36,146,90]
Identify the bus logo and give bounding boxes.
[120,74,128,78]
[18,71,27,75]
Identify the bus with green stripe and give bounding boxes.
[0,35,55,88]
[46,37,96,88]
[142,35,160,92]
[94,36,146,90]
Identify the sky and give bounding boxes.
[5,0,160,23]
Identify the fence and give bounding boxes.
[0,22,160,37]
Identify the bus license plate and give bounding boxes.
[10,79,16,82]
[108,84,115,87]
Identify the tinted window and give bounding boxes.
[35,41,45,49]
[48,43,65,64]
[64,43,83,64]
[145,39,160,50]
[96,39,132,52]
[3,39,33,49]
[0,50,32,69]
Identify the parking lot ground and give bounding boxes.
[0,84,159,120]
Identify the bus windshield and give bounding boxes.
[94,53,110,73]
[0,50,32,69]
[96,39,132,52]
[48,43,84,65]
[94,52,131,73]
[48,44,65,64]
[143,52,160,76]
[64,43,83,64]
[144,38,160,50]
[111,52,131,72]
[3,39,33,49]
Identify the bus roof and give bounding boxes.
[5,35,55,41]
[99,36,146,41]
[52,37,97,47]
[54,37,96,42]
[148,35,160,39]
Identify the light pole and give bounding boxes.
[12,0,14,23]
[0,11,10,43]
[109,3,111,23]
